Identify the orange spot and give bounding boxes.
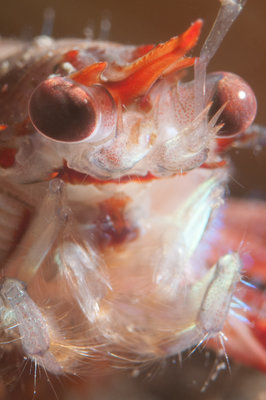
[201,160,227,169]
[48,171,60,179]
[0,124,8,131]
[70,62,107,87]
[63,49,79,64]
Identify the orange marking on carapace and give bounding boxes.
[216,136,235,152]
[104,21,202,105]
[201,159,227,169]
[70,62,107,87]
[70,21,202,106]
[130,44,155,60]
[56,162,160,185]
[63,49,80,66]
[0,148,17,168]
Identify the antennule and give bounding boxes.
[194,0,247,116]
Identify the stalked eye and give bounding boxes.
[29,77,117,143]
[208,72,257,137]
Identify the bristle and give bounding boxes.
[229,309,252,326]
[218,332,231,374]
[232,296,251,311]
[240,278,257,289]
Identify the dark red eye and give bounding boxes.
[29,77,116,143]
[208,72,257,137]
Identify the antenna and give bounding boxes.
[194,0,247,116]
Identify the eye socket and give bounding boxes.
[208,72,257,137]
[29,77,116,143]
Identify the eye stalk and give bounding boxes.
[208,72,257,137]
[29,77,117,144]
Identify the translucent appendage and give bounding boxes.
[197,253,241,336]
[163,253,241,356]
[0,278,62,374]
[5,179,69,283]
[55,239,110,323]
